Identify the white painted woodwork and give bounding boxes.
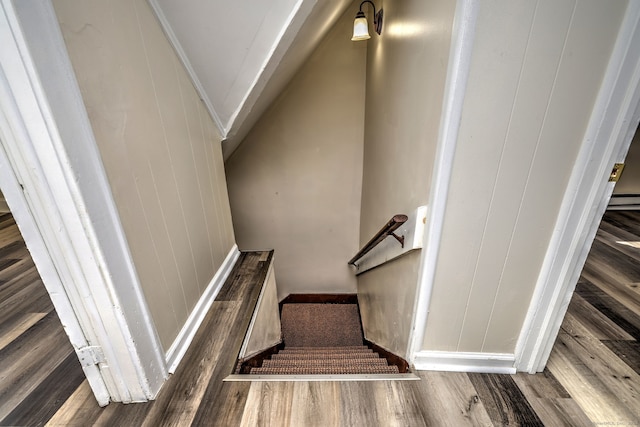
[353,206,427,275]
[52,0,237,352]
[238,258,282,360]
[357,0,458,359]
[149,0,353,158]
[422,0,629,355]
[0,0,169,404]
[413,351,516,374]
[226,7,366,300]
[0,21,110,405]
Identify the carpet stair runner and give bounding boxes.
[248,301,400,375]
[250,346,399,375]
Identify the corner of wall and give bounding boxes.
[165,245,240,373]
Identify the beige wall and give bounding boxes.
[53,0,236,351]
[614,126,640,194]
[422,0,628,354]
[225,4,366,299]
[357,0,457,357]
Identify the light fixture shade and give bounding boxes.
[351,16,370,41]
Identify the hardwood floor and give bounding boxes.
[0,213,84,427]
[1,211,640,426]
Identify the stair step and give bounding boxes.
[282,346,370,353]
[250,365,400,375]
[262,358,390,368]
[277,350,374,357]
[272,352,379,360]
[241,299,409,376]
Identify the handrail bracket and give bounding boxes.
[390,232,405,248]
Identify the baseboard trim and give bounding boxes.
[413,351,516,374]
[165,244,240,373]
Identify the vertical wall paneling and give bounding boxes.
[408,0,480,363]
[357,0,457,358]
[422,0,629,355]
[1,0,130,403]
[484,0,628,352]
[515,1,640,372]
[53,0,237,352]
[425,0,541,353]
[458,0,576,352]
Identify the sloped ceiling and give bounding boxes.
[149,0,353,158]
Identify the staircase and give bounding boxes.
[243,298,404,375]
[250,346,399,374]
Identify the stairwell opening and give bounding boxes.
[227,294,418,381]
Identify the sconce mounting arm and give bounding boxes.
[356,0,383,35]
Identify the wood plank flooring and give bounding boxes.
[0,213,84,426]
[2,211,640,425]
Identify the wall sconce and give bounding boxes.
[351,1,383,41]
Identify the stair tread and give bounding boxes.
[272,352,380,360]
[262,358,390,368]
[276,350,378,357]
[282,346,370,352]
[251,365,400,375]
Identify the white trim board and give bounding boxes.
[408,0,480,362]
[515,2,640,373]
[15,0,167,397]
[0,5,113,404]
[413,351,516,374]
[166,245,240,373]
[0,0,169,404]
[354,206,427,275]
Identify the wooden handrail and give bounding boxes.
[348,214,408,266]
